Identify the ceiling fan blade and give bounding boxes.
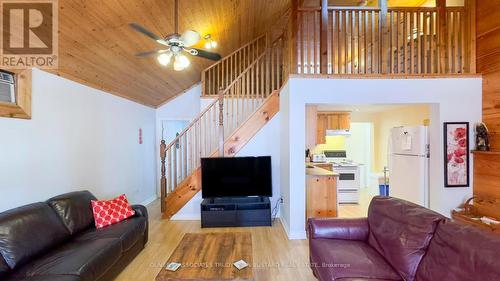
[180,30,201,47]
[129,23,162,41]
[135,49,169,57]
[188,48,222,61]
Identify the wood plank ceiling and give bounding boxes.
[52,0,290,107]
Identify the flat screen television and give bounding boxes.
[201,156,272,198]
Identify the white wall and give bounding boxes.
[280,76,482,239]
[200,97,216,111]
[0,69,156,212]
[155,83,202,197]
[345,123,373,188]
[156,83,202,121]
[172,113,282,220]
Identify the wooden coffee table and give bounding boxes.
[156,232,253,281]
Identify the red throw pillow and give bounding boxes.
[91,194,135,229]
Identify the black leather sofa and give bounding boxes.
[0,191,148,281]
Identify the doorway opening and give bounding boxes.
[306,103,431,218]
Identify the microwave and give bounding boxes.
[0,71,15,103]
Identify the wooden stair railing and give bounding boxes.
[159,35,285,216]
[162,90,280,219]
[159,98,221,212]
[202,34,267,96]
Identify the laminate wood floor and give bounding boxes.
[338,188,374,218]
[116,189,373,281]
[115,200,317,281]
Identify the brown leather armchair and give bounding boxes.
[308,196,500,281]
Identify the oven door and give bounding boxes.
[335,167,360,191]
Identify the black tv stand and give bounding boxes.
[201,197,271,228]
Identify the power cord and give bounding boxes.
[271,197,283,223]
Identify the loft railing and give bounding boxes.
[293,1,475,75]
[159,35,285,212]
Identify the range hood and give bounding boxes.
[326,129,351,136]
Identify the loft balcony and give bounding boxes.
[289,0,476,76]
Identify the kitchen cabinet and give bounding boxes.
[316,112,351,144]
[337,113,351,130]
[316,114,328,144]
[306,165,338,219]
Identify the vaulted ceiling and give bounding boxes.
[52,0,290,107]
[53,0,437,107]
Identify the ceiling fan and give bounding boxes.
[130,0,222,71]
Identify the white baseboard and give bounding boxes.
[171,213,201,220]
[279,217,307,240]
[140,195,158,206]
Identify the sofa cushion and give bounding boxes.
[414,220,500,281]
[367,197,444,281]
[0,256,10,278]
[8,274,81,281]
[74,216,146,251]
[91,194,135,229]
[12,238,122,281]
[0,202,70,270]
[335,277,402,281]
[310,238,402,281]
[47,191,97,235]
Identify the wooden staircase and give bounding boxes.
[159,34,286,219]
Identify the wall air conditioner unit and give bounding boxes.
[0,70,15,104]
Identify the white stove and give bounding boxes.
[323,150,360,204]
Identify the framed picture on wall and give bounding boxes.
[444,122,470,187]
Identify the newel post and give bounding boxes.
[160,139,167,213]
[218,87,225,157]
[320,0,328,74]
[465,0,476,73]
[289,0,299,75]
[379,0,388,73]
[437,0,447,73]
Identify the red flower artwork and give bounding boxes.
[454,127,466,140]
[458,138,467,147]
[454,148,466,158]
[445,123,468,187]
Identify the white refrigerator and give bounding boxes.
[388,126,429,207]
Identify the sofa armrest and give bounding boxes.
[131,204,148,219]
[308,218,369,241]
[131,204,148,245]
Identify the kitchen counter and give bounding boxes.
[306,164,339,176]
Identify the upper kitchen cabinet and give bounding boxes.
[317,113,328,144]
[337,113,351,130]
[316,112,351,144]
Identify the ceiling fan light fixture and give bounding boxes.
[173,54,190,71]
[204,34,217,49]
[181,30,201,47]
[157,52,172,66]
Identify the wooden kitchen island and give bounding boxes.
[306,164,339,219]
